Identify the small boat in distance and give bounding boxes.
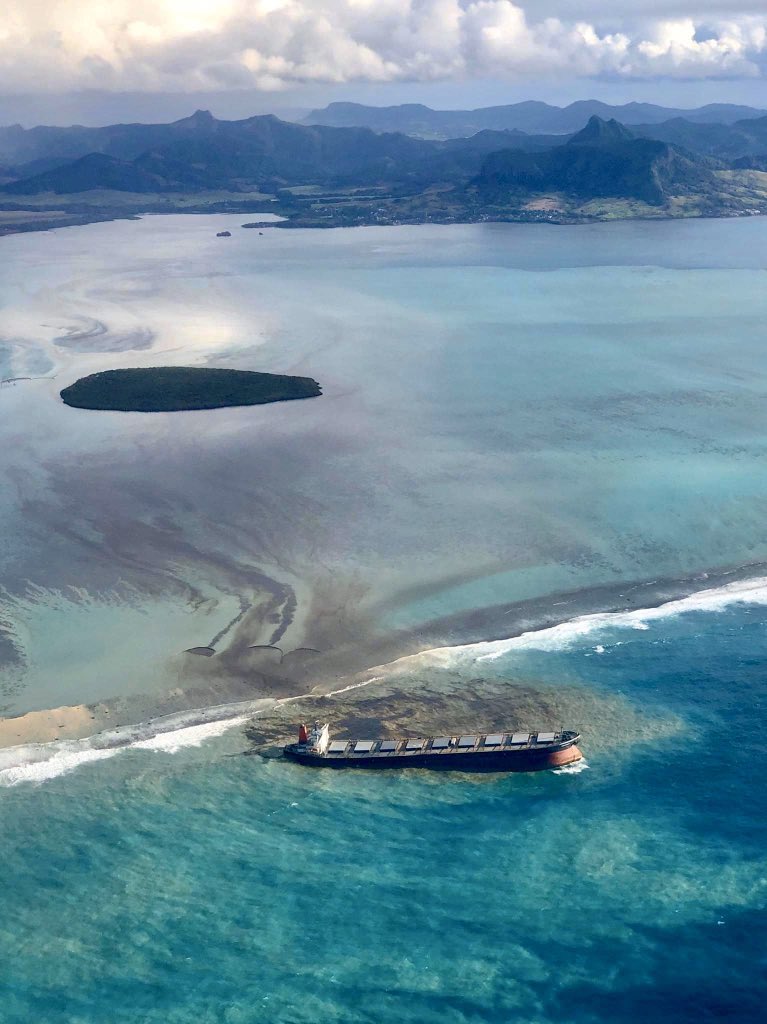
[284,722,583,773]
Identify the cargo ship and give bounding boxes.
[283,722,583,773]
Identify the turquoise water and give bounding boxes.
[2,598,765,1022]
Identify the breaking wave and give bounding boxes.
[0,705,266,788]
[387,574,767,669]
[0,746,120,786]
[131,717,249,753]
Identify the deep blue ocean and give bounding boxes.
[3,597,766,1022]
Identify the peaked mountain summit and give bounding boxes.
[567,116,636,146]
[476,117,714,205]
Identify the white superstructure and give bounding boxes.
[308,721,330,754]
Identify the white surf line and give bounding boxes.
[131,716,251,753]
[0,747,120,787]
[274,676,385,708]
[356,573,767,673]
[12,570,763,787]
[470,573,767,661]
[0,698,272,787]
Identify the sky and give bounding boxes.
[1,1,767,125]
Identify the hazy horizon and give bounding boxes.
[2,85,767,130]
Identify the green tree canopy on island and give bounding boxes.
[60,366,322,412]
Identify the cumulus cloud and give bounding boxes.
[0,1,765,93]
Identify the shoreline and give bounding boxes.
[2,560,766,780]
[0,201,764,243]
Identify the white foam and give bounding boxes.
[552,758,589,775]
[0,709,259,786]
[0,746,119,786]
[132,716,247,753]
[323,677,383,697]
[399,574,767,666]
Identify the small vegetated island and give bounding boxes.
[60,366,322,412]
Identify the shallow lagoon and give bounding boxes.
[3,215,767,716]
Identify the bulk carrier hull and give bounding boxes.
[284,729,582,773]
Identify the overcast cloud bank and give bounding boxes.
[1,2,766,95]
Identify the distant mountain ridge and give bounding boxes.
[629,115,767,165]
[304,100,767,139]
[2,152,171,195]
[1,110,765,232]
[4,100,762,179]
[0,113,428,192]
[0,113,572,195]
[4,105,767,192]
[0,109,224,166]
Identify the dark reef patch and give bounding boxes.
[60,366,322,412]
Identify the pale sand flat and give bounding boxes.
[0,704,99,746]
